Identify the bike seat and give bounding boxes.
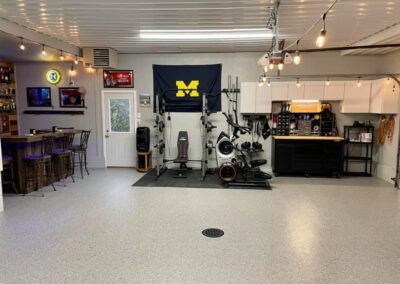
[249,159,267,168]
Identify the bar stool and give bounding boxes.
[71,130,91,179]
[1,155,19,194]
[25,136,56,197]
[51,132,76,186]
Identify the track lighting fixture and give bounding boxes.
[278,63,284,71]
[41,44,47,56]
[325,78,330,86]
[296,78,301,87]
[19,37,25,50]
[357,77,362,87]
[293,40,301,65]
[59,50,64,61]
[316,13,327,48]
[74,55,79,65]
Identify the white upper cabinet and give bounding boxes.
[324,81,345,101]
[271,82,288,101]
[304,81,325,100]
[255,84,272,113]
[287,82,305,100]
[240,82,272,114]
[240,82,257,114]
[370,78,399,114]
[341,80,372,113]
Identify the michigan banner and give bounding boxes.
[153,64,222,112]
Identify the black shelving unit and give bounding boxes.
[343,125,374,176]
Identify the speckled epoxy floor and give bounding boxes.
[0,168,399,283]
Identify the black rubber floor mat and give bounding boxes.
[132,169,269,190]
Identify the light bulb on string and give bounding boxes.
[316,13,327,48]
[19,37,25,50]
[278,63,284,71]
[325,78,330,86]
[262,75,267,82]
[263,65,269,73]
[41,44,47,56]
[69,64,76,77]
[74,55,79,65]
[293,40,301,65]
[386,78,391,85]
[59,50,64,61]
[267,79,271,87]
[258,80,264,87]
[357,77,362,87]
[296,78,301,87]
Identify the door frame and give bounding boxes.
[101,89,138,168]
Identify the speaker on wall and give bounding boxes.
[137,127,150,152]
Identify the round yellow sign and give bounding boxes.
[46,69,61,85]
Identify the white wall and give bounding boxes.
[14,51,395,179]
[15,62,105,167]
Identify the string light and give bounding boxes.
[386,78,391,84]
[263,65,269,73]
[267,79,271,87]
[258,79,264,87]
[357,77,362,87]
[59,50,64,61]
[296,78,301,87]
[278,63,284,71]
[293,40,301,65]
[316,13,327,48]
[326,78,330,86]
[41,44,47,56]
[69,64,76,76]
[74,55,79,65]
[19,37,25,50]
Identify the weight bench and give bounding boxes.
[173,131,190,178]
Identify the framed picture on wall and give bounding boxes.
[27,87,52,107]
[103,70,134,88]
[59,87,85,108]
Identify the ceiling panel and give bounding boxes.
[0,0,399,54]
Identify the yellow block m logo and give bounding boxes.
[176,80,200,97]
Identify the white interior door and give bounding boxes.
[103,91,137,167]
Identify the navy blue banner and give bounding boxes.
[153,64,222,112]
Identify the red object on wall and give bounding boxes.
[103,70,134,88]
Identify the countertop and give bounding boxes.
[1,129,81,143]
[273,136,344,141]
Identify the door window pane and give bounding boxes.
[110,99,130,132]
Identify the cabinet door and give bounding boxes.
[324,81,345,101]
[255,84,272,113]
[371,78,399,114]
[304,81,324,100]
[271,82,288,101]
[287,82,304,100]
[341,81,371,113]
[240,82,256,113]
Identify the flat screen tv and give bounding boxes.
[27,87,52,107]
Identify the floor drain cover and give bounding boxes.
[202,228,224,238]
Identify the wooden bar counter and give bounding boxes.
[1,129,81,194]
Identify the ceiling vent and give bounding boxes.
[83,47,118,69]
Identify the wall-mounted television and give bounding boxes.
[27,87,52,107]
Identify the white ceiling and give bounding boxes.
[0,0,399,54]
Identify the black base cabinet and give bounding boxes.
[272,138,344,177]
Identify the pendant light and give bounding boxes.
[325,78,330,86]
[316,13,327,48]
[293,40,301,65]
[267,79,271,87]
[74,55,79,65]
[296,78,301,87]
[357,77,362,87]
[59,50,64,61]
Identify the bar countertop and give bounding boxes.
[1,129,81,143]
[273,136,344,141]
